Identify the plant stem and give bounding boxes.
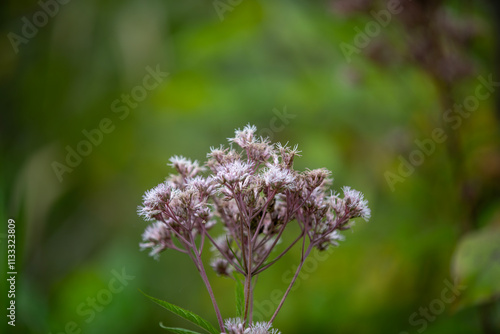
[243,208,253,326]
[249,275,258,323]
[243,272,252,325]
[253,231,305,275]
[200,223,245,274]
[191,238,225,332]
[252,220,290,271]
[268,243,313,325]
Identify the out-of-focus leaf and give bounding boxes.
[159,324,203,334]
[451,225,500,309]
[234,274,245,318]
[140,290,219,334]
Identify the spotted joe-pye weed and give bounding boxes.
[137,125,370,334]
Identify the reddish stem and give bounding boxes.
[268,242,313,325]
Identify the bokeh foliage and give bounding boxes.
[1,0,499,333]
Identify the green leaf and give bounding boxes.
[451,225,500,309]
[140,290,219,334]
[234,275,245,317]
[159,324,204,334]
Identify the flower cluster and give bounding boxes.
[137,156,218,250]
[137,125,371,333]
[139,221,173,258]
[224,318,280,334]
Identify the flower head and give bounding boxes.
[168,155,204,178]
[228,124,257,148]
[207,145,242,172]
[304,168,332,190]
[223,318,280,334]
[261,165,296,191]
[140,221,172,258]
[137,182,173,220]
[341,186,371,221]
[216,160,254,186]
[246,140,273,163]
[186,176,217,198]
[245,322,281,334]
[211,257,233,277]
[274,142,301,169]
[316,230,345,251]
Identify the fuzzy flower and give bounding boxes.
[304,168,331,190]
[208,145,228,162]
[275,142,301,169]
[207,155,242,175]
[328,192,345,216]
[245,322,281,334]
[186,176,218,198]
[228,124,257,148]
[223,318,280,334]
[224,318,245,334]
[166,187,214,227]
[216,160,254,185]
[261,165,296,190]
[137,182,173,220]
[168,155,204,178]
[246,140,273,163]
[316,230,345,251]
[341,186,371,221]
[140,221,172,258]
[207,146,241,168]
[211,235,232,254]
[211,257,233,277]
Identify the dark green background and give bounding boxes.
[1,0,499,333]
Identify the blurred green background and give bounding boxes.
[1,0,500,333]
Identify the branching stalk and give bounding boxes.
[268,242,313,325]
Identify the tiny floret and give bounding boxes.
[228,124,257,148]
[341,186,371,221]
[261,165,296,190]
[168,155,204,177]
[211,257,233,277]
[137,182,173,220]
[222,318,280,334]
[246,322,281,334]
[140,221,172,258]
[304,168,331,189]
[216,160,254,185]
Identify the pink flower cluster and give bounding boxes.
[137,124,370,332]
[224,318,280,334]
